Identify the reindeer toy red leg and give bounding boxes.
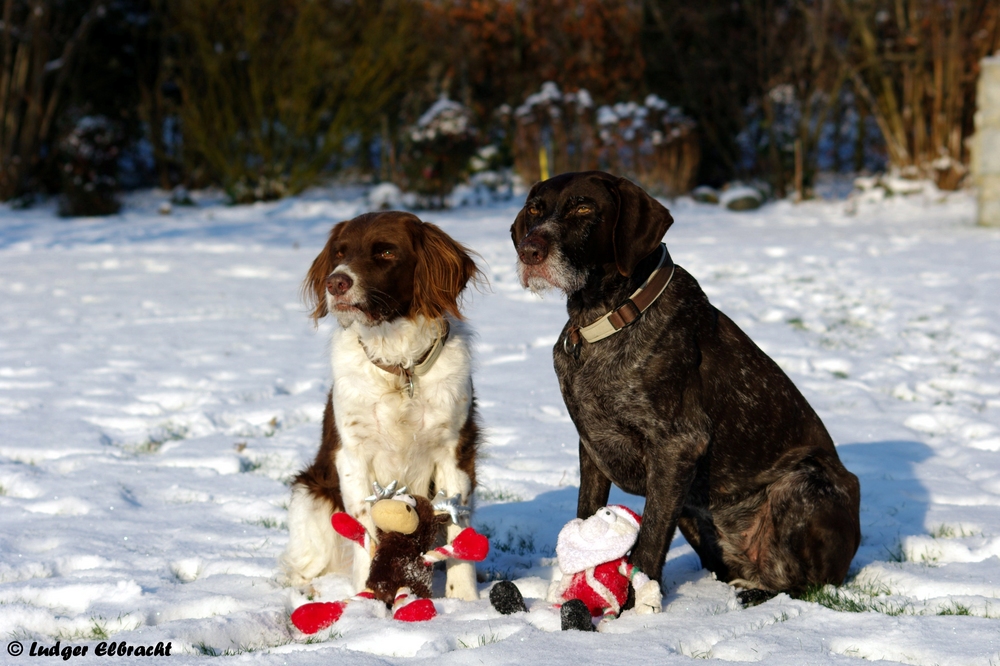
[290,483,489,633]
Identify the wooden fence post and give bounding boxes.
[973,54,1000,227]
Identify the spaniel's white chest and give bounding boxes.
[329,321,472,486]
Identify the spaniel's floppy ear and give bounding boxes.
[611,177,674,277]
[302,222,346,324]
[510,181,542,245]
[412,222,481,321]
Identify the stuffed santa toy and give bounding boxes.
[489,505,661,631]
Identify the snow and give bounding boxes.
[2,186,1000,664]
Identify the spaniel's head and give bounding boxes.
[304,211,481,327]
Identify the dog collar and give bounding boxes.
[361,322,450,397]
[568,244,675,346]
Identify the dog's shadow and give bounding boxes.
[837,439,933,571]
[471,440,931,588]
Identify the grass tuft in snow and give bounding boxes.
[932,602,998,619]
[128,439,167,455]
[458,632,502,649]
[240,458,264,473]
[480,566,515,582]
[239,452,298,485]
[479,524,555,557]
[936,603,972,616]
[55,613,140,641]
[493,528,545,556]
[195,638,293,656]
[243,516,287,530]
[678,642,713,659]
[801,578,910,615]
[125,423,190,455]
[883,540,906,563]
[929,523,980,539]
[475,486,524,504]
[88,618,109,640]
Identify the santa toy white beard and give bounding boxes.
[556,515,638,575]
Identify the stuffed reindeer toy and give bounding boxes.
[291,482,489,633]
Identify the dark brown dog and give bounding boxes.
[511,171,861,596]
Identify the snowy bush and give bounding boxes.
[512,82,598,184]
[368,182,406,210]
[399,97,479,208]
[735,85,801,198]
[170,186,195,206]
[454,145,517,206]
[595,94,699,196]
[720,184,764,211]
[58,116,123,217]
[848,171,934,206]
[692,185,720,204]
[227,171,290,205]
[512,83,698,195]
[447,170,516,208]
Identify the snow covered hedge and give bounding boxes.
[512,82,699,195]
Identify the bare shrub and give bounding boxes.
[170,0,429,202]
[0,0,104,200]
[835,0,1000,189]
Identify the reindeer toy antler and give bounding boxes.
[290,483,489,633]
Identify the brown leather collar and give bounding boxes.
[362,322,451,397]
[565,244,674,352]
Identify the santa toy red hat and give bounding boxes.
[556,505,643,575]
[607,505,641,529]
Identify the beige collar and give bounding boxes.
[568,244,675,347]
[361,322,450,397]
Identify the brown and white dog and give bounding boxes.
[511,172,861,602]
[282,211,482,601]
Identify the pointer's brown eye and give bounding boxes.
[576,205,592,214]
[527,206,540,216]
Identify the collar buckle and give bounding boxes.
[576,244,674,344]
[361,322,450,397]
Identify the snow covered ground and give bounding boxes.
[1,185,999,664]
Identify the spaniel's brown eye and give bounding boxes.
[576,205,592,214]
[527,206,540,216]
[334,250,344,260]
[380,249,395,259]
